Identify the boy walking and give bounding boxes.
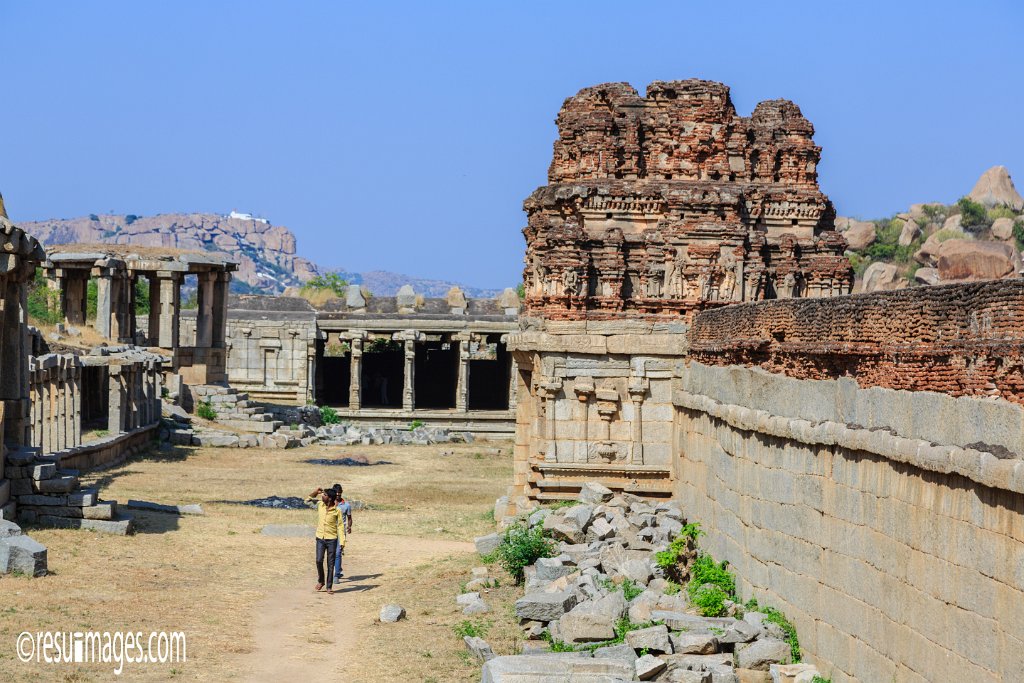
[306,486,346,594]
[332,483,353,581]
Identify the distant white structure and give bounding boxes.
[228,210,269,224]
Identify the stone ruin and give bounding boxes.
[522,79,852,322]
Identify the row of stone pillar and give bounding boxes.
[28,355,82,454]
[53,267,230,348]
[106,360,162,435]
[341,334,516,412]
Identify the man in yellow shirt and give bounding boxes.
[306,487,345,594]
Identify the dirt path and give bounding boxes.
[244,532,474,681]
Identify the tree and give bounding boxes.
[300,272,348,297]
[957,197,990,233]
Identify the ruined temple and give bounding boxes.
[522,80,851,320]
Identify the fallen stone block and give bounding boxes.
[578,481,614,504]
[625,623,672,654]
[37,513,134,536]
[480,655,633,683]
[514,590,578,621]
[464,635,495,663]
[83,502,117,520]
[67,488,98,507]
[735,639,790,671]
[636,653,668,680]
[474,532,501,557]
[592,642,638,664]
[0,519,22,538]
[30,463,56,480]
[558,592,626,643]
[663,653,733,672]
[671,633,720,655]
[462,597,491,615]
[535,556,573,582]
[260,524,315,537]
[379,604,406,623]
[0,534,47,576]
[769,663,822,683]
[736,669,771,682]
[17,494,66,507]
[126,500,204,516]
[456,591,481,606]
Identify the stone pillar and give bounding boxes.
[348,337,362,410]
[95,274,113,339]
[147,275,161,346]
[61,272,88,326]
[72,361,82,446]
[195,271,216,348]
[157,272,181,348]
[108,366,125,434]
[627,377,648,464]
[573,377,595,463]
[402,339,415,411]
[455,336,471,412]
[537,379,562,463]
[212,271,230,347]
[508,357,519,411]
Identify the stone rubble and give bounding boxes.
[473,483,824,683]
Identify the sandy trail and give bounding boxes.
[244,532,473,681]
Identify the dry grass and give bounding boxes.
[0,440,513,681]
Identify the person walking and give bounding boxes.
[331,484,354,582]
[306,486,344,594]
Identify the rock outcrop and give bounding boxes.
[20,213,320,294]
[936,239,1018,281]
[968,165,1024,210]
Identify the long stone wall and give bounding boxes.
[674,283,1024,682]
[689,278,1024,404]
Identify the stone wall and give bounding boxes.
[673,284,1024,681]
[689,278,1024,404]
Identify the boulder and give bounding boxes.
[968,165,1024,210]
[936,239,1017,281]
[480,655,633,683]
[898,219,921,246]
[636,653,668,680]
[593,643,639,664]
[914,267,940,285]
[396,284,417,310]
[860,262,904,293]
[456,591,481,606]
[625,624,673,654]
[837,217,876,251]
[536,556,573,582]
[0,520,22,538]
[992,216,1017,241]
[462,597,491,615]
[737,670,772,683]
[345,285,366,308]
[378,604,406,623]
[734,639,791,671]
[514,590,578,621]
[769,663,823,683]
[578,481,614,504]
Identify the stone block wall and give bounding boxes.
[225,314,317,404]
[689,279,1024,404]
[675,352,1024,679]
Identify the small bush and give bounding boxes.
[957,197,990,232]
[26,269,63,325]
[988,205,1017,221]
[1013,220,1024,251]
[409,419,425,430]
[320,405,340,425]
[687,553,736,617]
[654,524,702,584]
[921,204,946,221]
[692,583,729,617]
[196,401,217,420]
[933,228,964,243]
[494,522,556,584]
[745,598,801,661]
[453,619,490,639]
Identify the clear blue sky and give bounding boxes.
[1,1,1021,290]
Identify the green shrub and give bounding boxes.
[988,205,1017,221]
[300,272,348,298]
[599,577,644,602]
[692,583,730,617]
[494,522,556,584]
[320,405,340,425]
[1013,220,1024,251]
[516,282,526,299]
[409,419,425,430]
[453,619,490,639]
[687,553,736,617]
[933,228,964,243]
[811,677,831,683]
[26,269,63,325]
[957,197,990,232]
[745,598,801,661]
[196,400,217,420]
[921,204,946,221]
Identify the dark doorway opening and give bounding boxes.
[468,336,511,410]
[361,340,403,408]
[414,340,457,409]
[80,366,109,436]
[319,353,351,406]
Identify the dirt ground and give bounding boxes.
[0,439,519,682]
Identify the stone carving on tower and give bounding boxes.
[521,80,853,320]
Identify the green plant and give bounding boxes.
[1013,220,1024,251]
[453,619,490,639]
[26,269,63,325]
[493,521,556,584]
[516,282,526,299]
[687,553,736,617]
[365,338,400,353]
[811,677,831,683]
[320,405,340,425]
[744,598,801,662]
[933,227,963,243]
[988,205,1017,221]
[692,583,729,617]
[134,278,150,315]
[409,419,425,430]
[181,290,198,310]
[663,580,681,595]
[921,204,946,221]
[957,196,990,232]
[196,400,217,420]
[547,500,581,510]
[300,272,348,297]
[654,525,702,584]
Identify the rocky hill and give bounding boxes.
[838,165,1024,292]
[19,212,505,297]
